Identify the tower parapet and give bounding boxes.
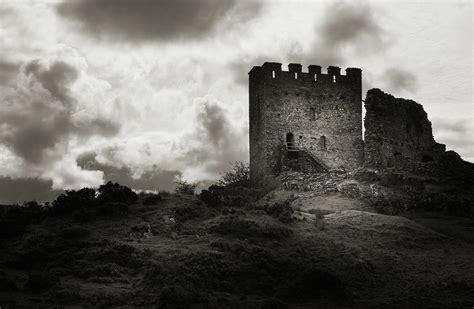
[249,62,362,86]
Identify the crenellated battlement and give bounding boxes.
[249,62,361,86]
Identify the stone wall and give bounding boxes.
[249,62,364,182]
[364,88,445,166]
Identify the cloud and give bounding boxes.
[298,1,388,67]
[77,152,182,192]
[25,60,79,102]
[77,95,248,186]
[0,176,62,205]
[432,117,474,162]
[230,54,279,86]
[0,59,119,164]
[232,1,389,85]
[57,0,262,43]
[0,59,21,85]
[177,97,248,179]
[384,67,417,93]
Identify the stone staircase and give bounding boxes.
[282,145,328,174]
[300,147,329,171]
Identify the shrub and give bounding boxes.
[199,185,224,207]
[207,216,292,239]
[23,201,42,210]
[260,298,288,309]
[216,161,251,187]
[59,226,90,240]
[96,202,128,217]
[0,204,44,238]
[26,271,58,291]
[265,201,294,223]
[97,181,137,205]
[200,185,270,208]
[72,208,94,222]
[173,204,207,222]
[159,285,197,305]
[143,194,162,205]
[50,188,96,215]
[174,180,198,195]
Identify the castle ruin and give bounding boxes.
[249,62,446,182]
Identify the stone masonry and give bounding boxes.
[249,62,446,183]
[364,88,445,166]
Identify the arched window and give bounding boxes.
[319,136,326,150]
[310,107,316,120]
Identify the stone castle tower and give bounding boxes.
[249,62,364,182]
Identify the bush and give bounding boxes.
[265,201,294,223]
[50,188,96,215]
[26,271,58,291]
[173,204,207,222]
[216,161,251,187]
[59,226,90,240]
[200,185,269,208]
[0,204,44,238]
[97,181,137,205]
[96,202,128,217]
[199,185,225,207]
[260,298,288,309]
[143,194,162,205]
[174,180,198,195]
[159,285,198,306]
[49,182,136,218]
[207,216,292,239]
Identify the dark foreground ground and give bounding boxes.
[1,159,473,308]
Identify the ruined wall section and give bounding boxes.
[364,88,446,166]
[249,62,364,182]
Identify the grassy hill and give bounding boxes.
[1,157,474,308]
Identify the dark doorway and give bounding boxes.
[286,133,295,150]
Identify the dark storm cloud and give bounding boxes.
[0,60,119,164]
[57,0,262,42]
[384,67,417,93]
[180,100,247,177]
[0,177,63,204]
[77,152,182,192]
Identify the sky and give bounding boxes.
[0,0,472,203]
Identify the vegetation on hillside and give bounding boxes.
[0,159,473,307]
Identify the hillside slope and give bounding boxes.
[1,175,473,308]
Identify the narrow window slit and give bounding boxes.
[310,107,316,120]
